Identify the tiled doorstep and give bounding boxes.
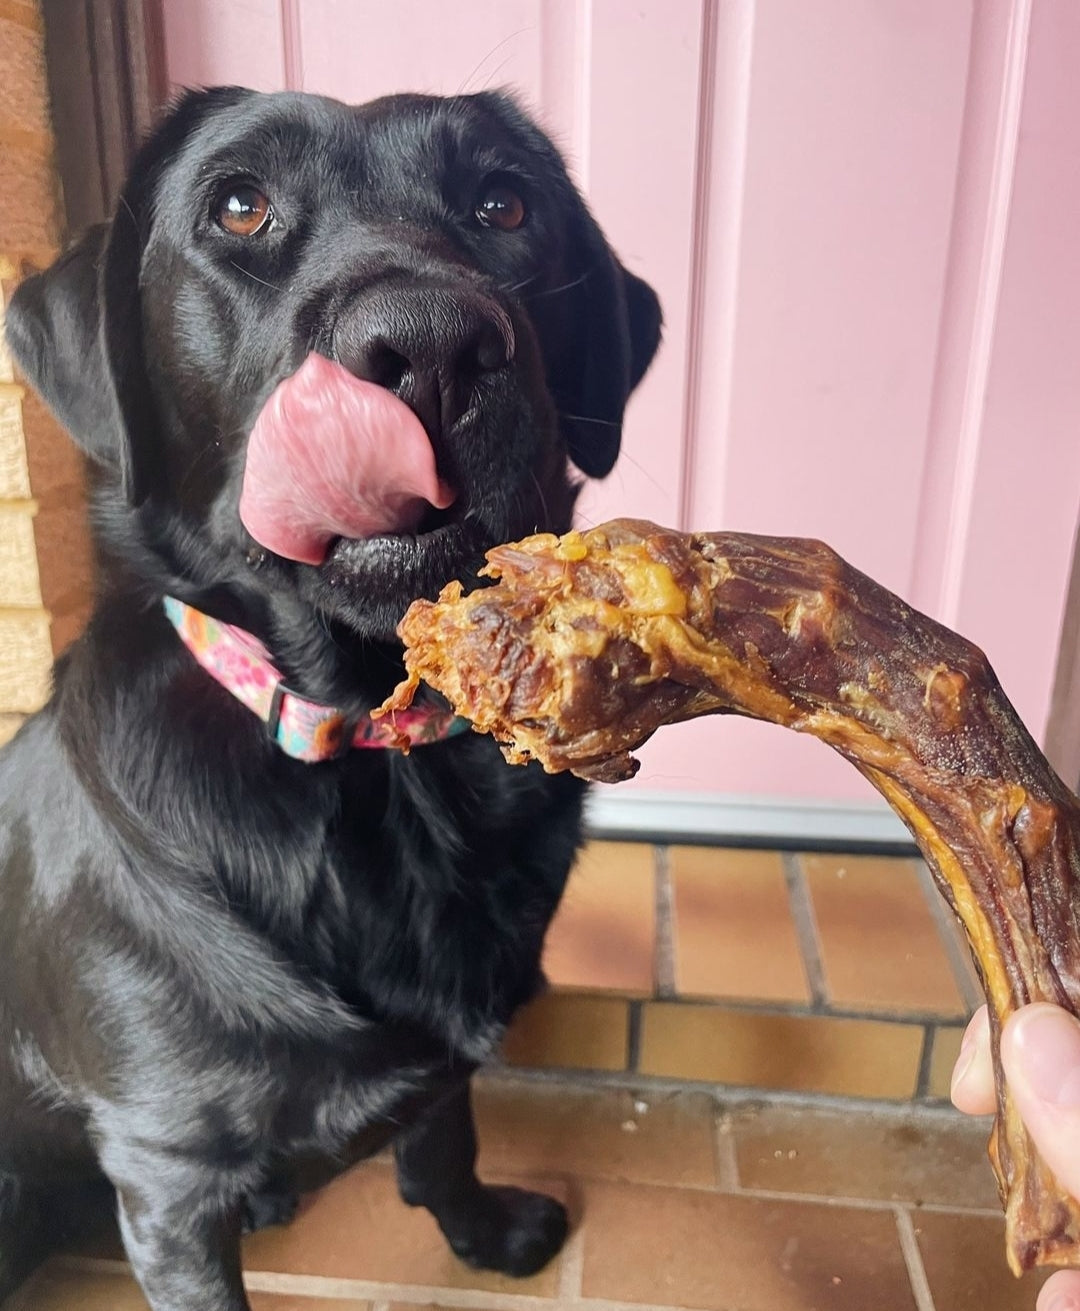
[543,842,657,997]
[24,1080,1047,1311]
[502,991,968,1104]
[526,839,979,1104]
[666,847,810,1004]
[800,853,967,1018]
[545,843,974,1017]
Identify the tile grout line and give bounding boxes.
[679,1184,1004,1219]
[485,1060,977,1114]
[66,1251,720,1311]
[894,1205,938,1311]
[484,1063,986,1122]
[551,982,963,1027]
[781,852,829,1009]
[914,1024,936,1101]
[247,1267,566,1310]
[713,1106,741,1192]
[653,844,678,998]
[556,1222,587,1302]
[625,1000,643,1073]
[913,858,984,1013]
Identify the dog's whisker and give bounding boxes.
[174,435,230,502]
[557,411,621,429]
[526,468,551,527]
[525,266,600,301]
[229,261,284,292]
[457,26,532,94]
[476,51,518,92]
[614,447,673,497]
[501,271,542,296]
[118,193,138,230]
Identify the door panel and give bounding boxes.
[159,0,1080,816]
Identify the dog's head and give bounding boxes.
[7,87,660,653]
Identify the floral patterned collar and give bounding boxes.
[162,596,469,762]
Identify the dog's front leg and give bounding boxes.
[394,1079,568,1278]
[107,1156,250,1311]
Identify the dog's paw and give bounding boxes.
[240,1188,300,1235]
[441,1185,568,1278]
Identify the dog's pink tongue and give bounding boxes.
[239,353,454,565]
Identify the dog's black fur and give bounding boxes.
[0,88,660,1309]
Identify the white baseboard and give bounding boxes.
[583,787,916,850]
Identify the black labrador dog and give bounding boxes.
[0,88,660,1309]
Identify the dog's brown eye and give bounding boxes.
[475,184,526,231]
[216,185,273,236]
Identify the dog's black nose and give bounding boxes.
[336,284,515,439]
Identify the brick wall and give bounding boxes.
[0,0,94,747]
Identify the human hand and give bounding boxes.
[952,1002,1080,1310]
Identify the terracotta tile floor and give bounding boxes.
[509,840,980,1103]
[8,1078,1047,1311]
[5,839,1015,1310]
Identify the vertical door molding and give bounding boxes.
[910,0,1031,625]
[677,0,754,533]
[41,0,168,236]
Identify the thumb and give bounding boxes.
[1002,1004,1080,1202]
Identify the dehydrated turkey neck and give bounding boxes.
[380,518,1080,1275]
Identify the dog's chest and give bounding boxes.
[314,836,548,1061]
[304,754,569,1041]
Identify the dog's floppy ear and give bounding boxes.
[5,86,252,506]
[6,213,157,504]
[554,209,663,479]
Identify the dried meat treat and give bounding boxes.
[378,518,1080,1275]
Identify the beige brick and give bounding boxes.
[0,505,42,605]
[0,606,51,711]
[0,389,31,498]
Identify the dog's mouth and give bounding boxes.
[239,353,457,566]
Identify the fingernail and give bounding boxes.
[950,1009,986,1102]
[950,1041,977,1100]
[1006,1005,1080,1108]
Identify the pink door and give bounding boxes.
[160,0,1080,843]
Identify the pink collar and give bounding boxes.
[163,596,469,762]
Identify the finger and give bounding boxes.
[1002,1004,1080,1202]
[1037,1268,1080,1311]
[951,1005,997,1115]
